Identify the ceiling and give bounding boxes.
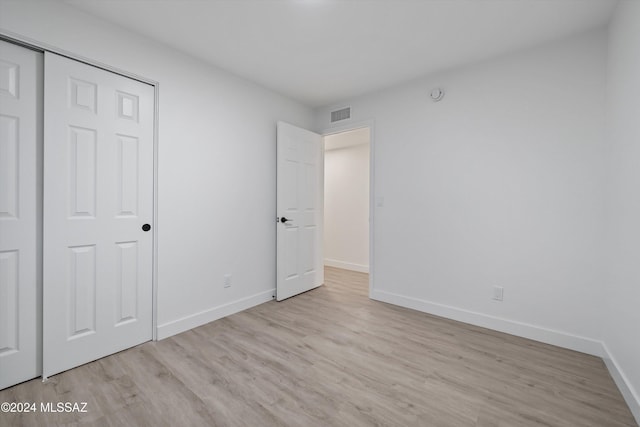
[63,0,617,108]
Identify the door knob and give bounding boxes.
[280,217,292,223]
[142,224,151,232]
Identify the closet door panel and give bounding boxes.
[0,40,42,390]
[43,53,154,378]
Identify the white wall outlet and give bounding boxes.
[224,274,232,288]
[492,286,504,301]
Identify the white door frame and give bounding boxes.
[0,31,160,342]
[321,119,375,298]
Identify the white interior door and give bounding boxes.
[276,121,323,301]
[43,53,154,378]
[0,40,42,389]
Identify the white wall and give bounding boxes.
[603,0,640,420]
[0,1,314,338]
[324,129,370,272]
[3,4,636,418]
[316,30,609,354]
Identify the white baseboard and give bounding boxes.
[156,289,274,340]
[371,289,604,356]
[371,289,640,423]
[602,344,640,425]
[155,285,639,425]
[325,258,369,273]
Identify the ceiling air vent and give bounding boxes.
[330,107,351,123]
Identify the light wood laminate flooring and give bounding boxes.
[0,267,636,426]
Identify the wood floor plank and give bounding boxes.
[0,267,636,426]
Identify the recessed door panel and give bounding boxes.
[0,250,18,354]
[0,114,18,219]
[117,91,139,122]
[284,227,299,279]
[69,126,97,218]
[284,160,298,211]
[69,78,97,113]
[116,241,138,325]
[117,135,139,217]
[68,245,96,338]
[0,59,19,98]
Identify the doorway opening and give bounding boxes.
[323,126,371,292]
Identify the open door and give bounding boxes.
[276,122,323,301]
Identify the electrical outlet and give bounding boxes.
[492,286,504,301]
[224,274,232,288]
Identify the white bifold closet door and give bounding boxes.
[43,53,154,378]
[0,40,42,390]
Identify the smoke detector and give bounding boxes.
[430,88,445,102]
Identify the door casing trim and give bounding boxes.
[321,119,376,299]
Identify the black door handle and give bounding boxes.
[142,224,151,232]
[280,217,293,223]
